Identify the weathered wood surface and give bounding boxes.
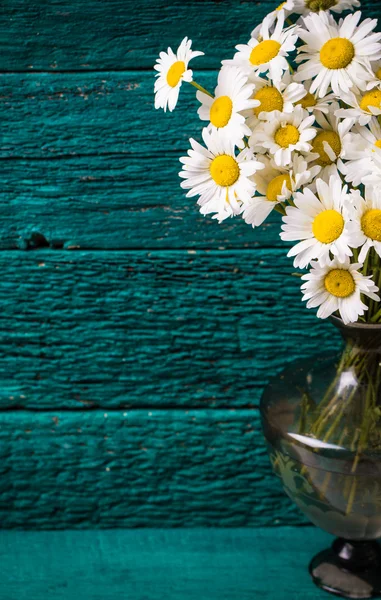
[1,0,380,71]
[0,249,338,409]
[0,527,329,599]
[0,71,215,157]
[0,410,306,528]
[0,156,284,251]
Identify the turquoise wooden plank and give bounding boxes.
[0,527,329,599]
[0,410,306,528]
[0,155,282,251]
[0,71,217,157]
[0,249,339,409]
[1,0,380,71]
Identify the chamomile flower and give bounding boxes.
[305,103,353,180]
[340,118,381,186]
[301,257,379,324]
[179,128,265,222]
[293,0,360,15]
[363,149,381,187]
[335,88,381,126]
[197,66,257,148]
[346,186,381,262]
[366,61,381,89]
[294,12,381,98]
[250,105,316,167]
[253,1,295,34]
[295,83,335,114]
[154,37,204,112]
[224,13,298,84]
[243,154,321,227]
[281,174,353,268]
[244,72,306,130]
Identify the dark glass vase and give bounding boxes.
[260,317,381,599]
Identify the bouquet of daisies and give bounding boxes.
[154,0,381,328]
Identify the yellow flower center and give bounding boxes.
[360,90,381,113]
[210,155,240,187]
[254,86,284,116]
[312,210,344,244]
[276,2,286,9]
[250,40,281,66]
[297,92,317,110]
[311,131,342,166]
[361,209,381,241]
[274,124,300,148]
[375,140,381,149]
[324,269,355,298]
[376,67,381,80]
[266,174,292,202]
[320,38,355,70]
[306,0,338,10]
[166,61,186,88]
[210,96,233,128]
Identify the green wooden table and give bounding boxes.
[0,527,330,599]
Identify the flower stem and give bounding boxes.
[190,81,213,98]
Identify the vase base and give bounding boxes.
[309,539,381,599]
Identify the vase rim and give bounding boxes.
[330,315,381,331]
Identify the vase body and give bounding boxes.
[260,317,381,598]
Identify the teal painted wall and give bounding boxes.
[0,0,379,528]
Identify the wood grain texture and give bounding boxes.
[0,527,329,599]
[1,0,380,71]
[0,71,216,157]
[0,410,306,528]
[0,249,339,409]
[0,155,282,251]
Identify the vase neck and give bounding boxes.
[331,317,381,354]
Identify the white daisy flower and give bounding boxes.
[179,128,265,223]
[224,13,299,84]
[154,37,204,112]
[335,88,381,126]
[197,66,257,148]
[301,257,379,325]
[340,118,381,186]
[252,1,295,35]
[249,105,316,167]
[281,173,353,268]
[346,186,381,262]
[244,72,306,131]
[294,11,381,98]
[366,61,381,89]
[295,83,335,114]
[243,154,321,227]
[293,0,360,15]
[363,149,381,187]
[304,102,353,180]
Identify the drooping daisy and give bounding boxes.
[301,257,379,325]
[249,105,316,167]
[295,83,335,114]
[294,11,381,98]
[179,128,265,222]
[224,13,299,84]
[304,102,353,180]
[335,88,381,126]
[293,0,360,15]
[244,72,306,130]
[252,1,295,35]
[281,174,353,268]
[154,37,204,112]
[340,118,381,186]
[346,186,381,262]
[197,66,257,148]
[243,154,321,227]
